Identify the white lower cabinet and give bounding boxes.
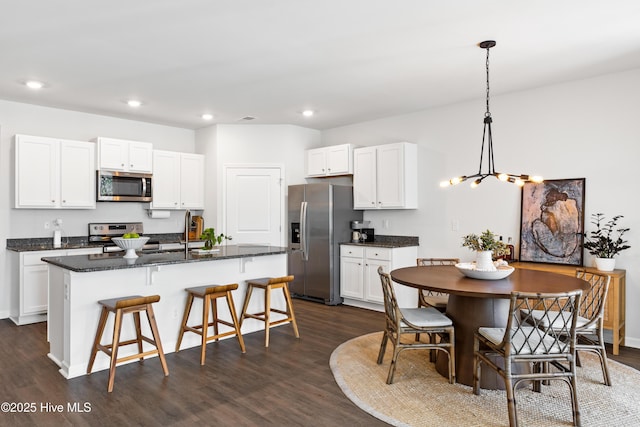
[340,244,418,311]
[11,247,103,325]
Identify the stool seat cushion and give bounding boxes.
[186,284,238,296]
[99,295,161,310]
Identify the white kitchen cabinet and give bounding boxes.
[95,137,153,173]
[305,144,353,177]
[15,135,96,209]
[340,244,418,311]
[10,247,103,325]
[353,142,417,209]
[150,150,204,209]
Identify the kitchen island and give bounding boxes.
[43,245,287,379]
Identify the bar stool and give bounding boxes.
[175,283,246,365]
[87,295,169,393]
[239,276,300,347]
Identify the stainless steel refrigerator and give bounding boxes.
[288,183,362,305]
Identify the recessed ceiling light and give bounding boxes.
[202,113,213,120]
[127,99,142,108]
[25,80,44,89]
[302,110,314,117]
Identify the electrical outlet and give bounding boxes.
[44,221,50,230]
[451,219,459,232]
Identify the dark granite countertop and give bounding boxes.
[6,233,188,252]
[41,245,287,272]
[340,235,419,248]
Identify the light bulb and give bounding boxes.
[451,176,462,185]
[531,175,544,183]
[497,173,509,181]
[127,100,142,107]
[471,179,481,188]
[514,178,525,187]
[439,181,451,188]
[26,80,44,89]
[202,114,213,120]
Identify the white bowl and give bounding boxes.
[111,237,150,259]
[455,262,515,280]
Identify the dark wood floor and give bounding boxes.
[1,300,638,426]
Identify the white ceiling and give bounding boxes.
[3,1,640,130]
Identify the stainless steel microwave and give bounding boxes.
[97,171,152,202]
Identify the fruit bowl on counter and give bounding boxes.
[111,236,150,259]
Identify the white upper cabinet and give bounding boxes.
[150,150,204,209]
[305,144,353,177]
[95,137,153,173]
[15,135,96,209]
[353,142,417,210]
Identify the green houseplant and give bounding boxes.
[199,228,232,250]
[462,230,508,270]
[582,213,630,271]
[462,230,509,258]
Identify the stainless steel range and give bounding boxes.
[89,222,160,253]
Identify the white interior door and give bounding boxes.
[224,165,284,246]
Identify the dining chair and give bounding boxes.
[416,258,460,311]
[377,266,456,385]
[522,269,611,385]
[473,290,582,427]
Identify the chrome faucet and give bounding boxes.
[184,209,191,257]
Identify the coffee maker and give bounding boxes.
[350,220,375,243]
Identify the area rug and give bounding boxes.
[330,332,640,427]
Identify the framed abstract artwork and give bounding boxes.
[519,178,585,265]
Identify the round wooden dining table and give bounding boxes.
[390,265,590,389]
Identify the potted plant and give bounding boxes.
[199,228,232,250]
[582,213,630,271]
[462,230,508,270]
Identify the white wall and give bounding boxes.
[0,100,195,318]
[195,124,321,230]
[323,69,640,348]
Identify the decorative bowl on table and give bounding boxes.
[455,262,515,280]
[111,237,150,259]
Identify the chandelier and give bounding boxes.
[440,40,542,188]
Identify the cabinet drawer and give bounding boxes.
[23,250,66,266]
[365,247,391,261]
[341,245,364,258]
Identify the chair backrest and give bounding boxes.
[503,290,582,356]
[417,258,460,266]
[378,266,401,329]
[575,269,610,325]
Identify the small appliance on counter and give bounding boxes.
[350,220,374,243]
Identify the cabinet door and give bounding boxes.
[15,135,59,208]
[353,147,377,209]
[364,259,389,303]
[306,148,327,176]
[326,144,352,175]
[376,143,405,208]
[151,150,181,209]
[128,141,153,173]
[22,265,49,315]
[98,138,128,171]
[180,153,205,209]
[60,140,96,208]
[340,256,364,299]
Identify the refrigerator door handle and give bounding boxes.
[300,201,309,261]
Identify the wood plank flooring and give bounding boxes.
[1,299,638,426]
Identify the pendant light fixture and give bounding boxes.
[440,40,542,188]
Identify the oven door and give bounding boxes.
[97,171,152,202]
